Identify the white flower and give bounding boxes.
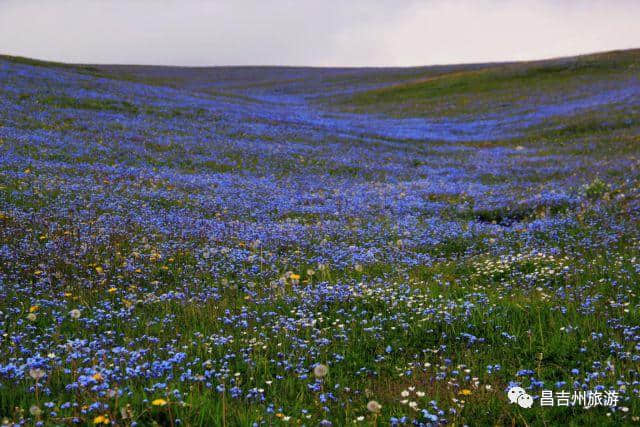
[29,368,45,380]
[400,390,410,397]
[69,309,81,319]
[367,400,382,413]
[313,364,329,378]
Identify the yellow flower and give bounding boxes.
[459,389,472,396]
[95,266,104,275]
[93,415,109,424]
[92,372,104,382]
[29,305,39,313]
[289,273,300,281]
[108,287,117,293]
[152,398,167,406]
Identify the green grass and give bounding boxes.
[340,49,640,117]
[40,95,140,114]
[0,54,101,73]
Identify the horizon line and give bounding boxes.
[2,47,639,70]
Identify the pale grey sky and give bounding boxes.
[1,0,639,66]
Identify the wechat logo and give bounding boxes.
[508,386,533,408]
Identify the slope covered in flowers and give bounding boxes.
[0,50,639,426]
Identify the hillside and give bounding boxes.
[0,49,639,425]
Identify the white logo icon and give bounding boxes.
[517,393,534,408]
[508,386,533,408]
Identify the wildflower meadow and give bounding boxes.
[0,50,639,425]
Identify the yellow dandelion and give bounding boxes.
[289,273,300,281]
[92,372,104,382]
[459,389,472,396]
[93,415,109,424]
[152,398,167,406]
[95,266,104,275]
[108,287,117,293]
[29,305,39,313]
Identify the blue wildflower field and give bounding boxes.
[0,49,639,426]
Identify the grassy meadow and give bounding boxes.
[0,50,639,426]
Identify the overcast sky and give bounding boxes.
[1,0,639,67]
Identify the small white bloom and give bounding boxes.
[313,364,329,378]
[367,400,382,413]
[29,368,45,380]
